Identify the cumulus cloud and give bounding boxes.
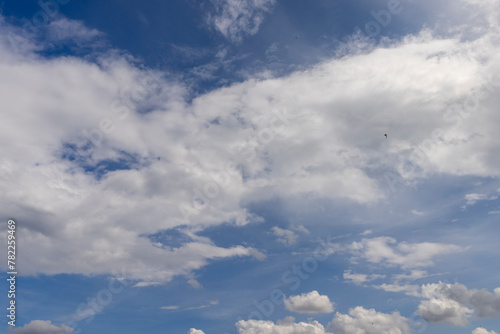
[327,306,410,334]
[188,329,205,334]
[342,237,461,269]
[9,320,74,334]
[284,291,335,314]
[236,317,326,334]
[473,328,498,334]
[417,282,500,326]
[207,0,276,42]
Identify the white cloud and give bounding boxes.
[9,320,74,334]
[0,0,499,286]
[344,237,461,269]
[293,225,310,235]
[393,270,430,282]
[188,278,203,289]
[343,270,385,285]
[236,317,326,334]
[272,227,299,246]
[417,298,473,326]
[373,283,421,297]
[207,0,276,42]
[188,329,205,334]
[473,328,498,334]
[417,282,500,326]
[284,291,335,314]
[327,306,410,334]
[160,305,179,310]
[46,18,101,44]
[463,193,498,209]
[411,209,425,216]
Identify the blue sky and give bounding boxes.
[0,0,500,334]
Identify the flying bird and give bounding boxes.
[384,134,387,138]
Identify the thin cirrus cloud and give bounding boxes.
[284,291,335,314]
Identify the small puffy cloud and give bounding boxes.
[207,0,276,42]
[327,306,410,334]
[344,237,461,269]
[272,227,298,246]
[284,291,335,314]
[343,270,385,285]
[9,320,74,334]
[188,278,203,289]
[188,329,205,334]
[473,328,498,334]
[417,282,500,326]
[236,317,326,334]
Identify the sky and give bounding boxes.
[0,0,499,333]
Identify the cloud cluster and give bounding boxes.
[0,0,499,287]
[236,317,326,334]
[284,291,335,314]
[236,307,410,334]
[327,307,410,334]
[417,282,500,326]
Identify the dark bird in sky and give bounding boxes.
[384,134,388,138]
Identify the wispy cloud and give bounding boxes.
[207,0,276,42]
